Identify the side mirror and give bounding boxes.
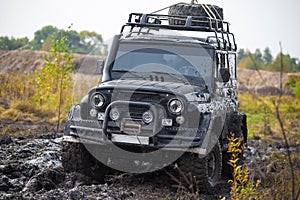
[218,67,230,82]
[96,60,104,75]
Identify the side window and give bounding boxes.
[216,53,230,82]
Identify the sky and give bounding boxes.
[1,0,300,58]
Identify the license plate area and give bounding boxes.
[111,134,149,145]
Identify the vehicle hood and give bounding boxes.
[94,79,210,101]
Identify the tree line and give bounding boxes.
[0,25,106,55]
[1,27,300,71]
[238,47,300,72]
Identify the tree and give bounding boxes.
[0,36,29,50]
[28,25,105,55]
[1,25,105,55]
[238,49,262,70]
[77,30,104,54]
[269,53,291,72]
[30,25,58,50]
[263,47,273,66]
[41,37,53,51]
[237,48,247,62]
[290,57,300,72]
[34,30,74,132]
[0,36,10,50]
[254,48,263,63]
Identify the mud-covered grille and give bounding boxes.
[112,92,162,103]
[112,106,149,120]
[130,93,161,103]
[128,106,148,119]
[105,99,161,135]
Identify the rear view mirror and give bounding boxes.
[96,60,104,74]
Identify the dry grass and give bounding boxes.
[72,73,102,103]
[0,101,55,122]
[0,71,101,125]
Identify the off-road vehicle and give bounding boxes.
[62,3,247,191]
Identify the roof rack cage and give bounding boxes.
[120,13,237,51]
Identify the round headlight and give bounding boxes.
[142,111,153,124]
[91,93,105,108]
[109,107,120,120]
[168,99,184,115]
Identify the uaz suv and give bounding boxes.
[62,8,247,191]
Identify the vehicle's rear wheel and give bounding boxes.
[177,141,222,193]
[62,141,108,179]
[168,3,223,26]
[222,113,247,179]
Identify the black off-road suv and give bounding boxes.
[62,3,247,191]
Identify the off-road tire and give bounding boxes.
[168,3,223,26]
[62,141,108,179]
[222,113,247,179]
[177,141,222,193]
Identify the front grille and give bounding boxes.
[129,106,148,119]
[130,93,161,103]
[104,90,176,136]
[112,91,162,103]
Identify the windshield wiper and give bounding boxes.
[150,71,189,85]
[112,70,145,79]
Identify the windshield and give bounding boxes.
[111,41,214,89]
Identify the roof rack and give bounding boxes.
[120,13,237,51]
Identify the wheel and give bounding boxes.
[62,141,108,179]
[177,141,222,193]
[168,3,223,26]
[222,113,247,179]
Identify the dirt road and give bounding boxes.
[1,130,289,200]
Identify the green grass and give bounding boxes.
[239,93,300,143]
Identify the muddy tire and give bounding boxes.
[62,141,108,179]
[177,141,222,193]
[168,3,223,26]
[222,113,247,179]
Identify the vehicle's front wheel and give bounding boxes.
[177,141,222,192]
[62,141,108,180]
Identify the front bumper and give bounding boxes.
[65,101,211,155]
[67,119,204,148]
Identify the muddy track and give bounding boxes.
[0,132,238,199]
[0,131,297,199]
[0,133,232,199]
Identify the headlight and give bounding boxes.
[109,107,120,120]
[142,111,153,124]
[91,93,105,108]
[168,99,184,115]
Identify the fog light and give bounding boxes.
[90,108,98,118]
[176,116,185,125]
[109,107,120,120]
[142,111,153,124]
